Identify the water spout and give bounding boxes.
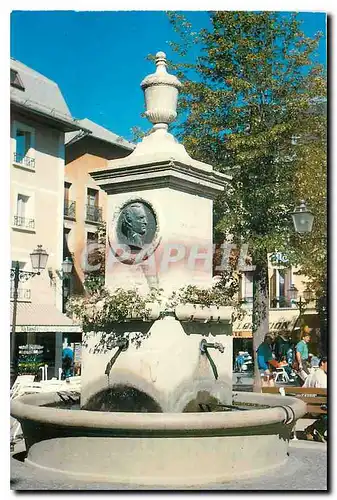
[105,338,129,376]
[200,339,225,354]
[199,339,225,380]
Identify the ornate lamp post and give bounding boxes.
[290,200,316,337]
[288,284,314,328]
[61,257,73,276]
[60,257,73,312]
[291,200,314,234]
[10,245,49,385]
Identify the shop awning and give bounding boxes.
[10,303,82,333]
[233,309,302,338]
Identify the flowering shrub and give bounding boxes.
[66,271,244,352]
[166,270,244,322]
[167,284,234,308]
[66,287,162,333]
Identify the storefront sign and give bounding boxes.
[269,252,289,265]
[233,330,252,338]
[16,325,82,333]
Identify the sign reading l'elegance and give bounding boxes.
[234,319,294,333]
[16,325,82,333]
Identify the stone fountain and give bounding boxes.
[11,52,306,487]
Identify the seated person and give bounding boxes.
[274,332,292,362]
[278,356,288,366]
[257,334,279,373]
[278,356,295,381]
[310,354,320,369]
[303,357,327,442]
[303,357,327,388]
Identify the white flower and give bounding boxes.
[95,300,105,312]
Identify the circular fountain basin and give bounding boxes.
[11,391,306,487]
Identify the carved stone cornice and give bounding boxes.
[91,159,230,199]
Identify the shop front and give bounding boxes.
[232,307,320,358]
[11,303,82,379]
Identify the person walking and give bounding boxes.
[61,342,74,380]
[234,352,245,372]
[294,327,311,383]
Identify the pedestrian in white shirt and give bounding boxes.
[304,357,327,442]
[303,357,327,388]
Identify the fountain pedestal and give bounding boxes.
[84,52,232,410]
[81,315,233,411]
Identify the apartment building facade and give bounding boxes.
[10,58,84,376]
[233,253,319,354]
[64,118,134,297]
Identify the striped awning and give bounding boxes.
[10,303,82,333]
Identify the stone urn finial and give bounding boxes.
[141,51,182,132]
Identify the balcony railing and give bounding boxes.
[10,287,31,301]
[64,200,76,219]
[85,205,103,223]
[13,152,35,169]
[13,216,35,230]
[241,296,253,305]
[270,296,292,309]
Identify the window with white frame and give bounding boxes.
[13,193,35,230]
[13,121,36,169]
[240,271,254,304]
[270,268,292,308]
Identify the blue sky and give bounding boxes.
[10,11,326,142]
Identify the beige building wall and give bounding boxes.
[64,137,133,295]
[10,111,64,310]
[64,153,108,294]
[234,255,318,348]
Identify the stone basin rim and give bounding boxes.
[11,391,306,430]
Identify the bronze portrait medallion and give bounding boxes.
[110,200,159,262]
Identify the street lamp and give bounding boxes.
[61,257,73,277]
[60,257,73,312]
[291,200,314,234]
[10,245,49,386]
[288,284,314,329]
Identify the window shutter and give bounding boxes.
[284,269,291,305]
[270,270,276,306]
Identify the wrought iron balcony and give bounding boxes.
[241,296,253,305]
[13,152,35,169]
[10,287,31,301]
[85,205,103,223]
[270,296,292,309]
[64,200,76,219]
[13,216,35,230]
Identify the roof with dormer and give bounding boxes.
[10,58,85,132]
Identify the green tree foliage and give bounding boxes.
[287,97,327,352]
[167,11,326,386]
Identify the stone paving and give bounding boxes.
[10,441,327,491]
